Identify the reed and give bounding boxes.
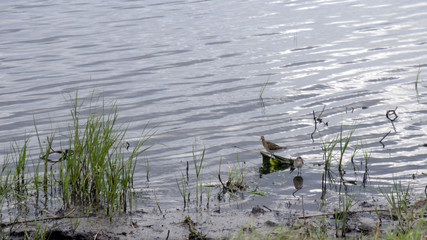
[259,77,270,98]
[0,155,12,213]
[10,139,30,193]
[380,179,413,234]
[192,142,205,207]
[338,125,356,173]
[334,190,353,238]
[176,172,187,209]
[145,157,150,182]
[205,184,211,209]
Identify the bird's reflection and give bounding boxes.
[292,175,303,197]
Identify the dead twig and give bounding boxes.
[262,205,273,212]
[40,149,73,163]
[302,195,306,224]
[311,110,317,142]
[166,229,170,240]
[296,209,389,220]
[311,105,328,142]
[1,208,77,228]
[94,229,102,240]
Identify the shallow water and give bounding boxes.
[1,0,427,214]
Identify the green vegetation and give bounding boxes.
[259,77,270,98]
[0,91,154,227]
[192,142,205,207]
[380,179,427,238]
[218,154,248,198]
[176,172,188,209]
[176,145,250,211]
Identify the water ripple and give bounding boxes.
[0,0,426,210]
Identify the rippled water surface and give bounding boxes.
[1,0,427,212]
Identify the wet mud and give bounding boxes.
[3,197,426,239]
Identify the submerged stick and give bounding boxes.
[386,107,398,132]
[311,105,327,142]
[379,130,391,148]
[311,110,317,142]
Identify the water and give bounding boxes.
[1,0,427,212]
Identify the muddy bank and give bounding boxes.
[3,197,426,239]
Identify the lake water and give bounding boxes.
[1,0,427,213]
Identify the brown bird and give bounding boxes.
[260,136,286,153]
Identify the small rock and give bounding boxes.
[264,220,278,227]
[251,205,266,215]
[355,217,377,233]
[360,201,373,208]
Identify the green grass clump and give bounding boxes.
[56,91,153,216]
[379,179,427,239]
[0,90,154,220]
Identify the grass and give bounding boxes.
[176,172,188,209]
[334,190,353,238]
[192,142,205,208]
[0,90,154,225]
[379,178,427,238]
[175,150,249,211]
[318,125,375,237]
[218,154,248,199]
[175,142,206,211]
[415,65,421,100]
[57,91,154,216]
[259,77,270,98]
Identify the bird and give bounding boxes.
[293,156,304,174]
[260,136,286,153]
